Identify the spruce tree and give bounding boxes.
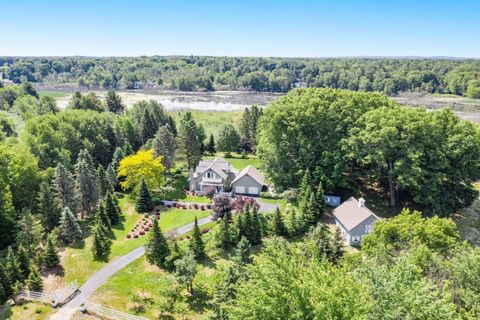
[96,164,110,197]
[52,163,77,213]
[299,191,317,232]
[331,228,345,264]
[189,216,205,260]
[314,183,326,220]
[5,247,20,285]
[235,213,245,242]
[177,112,202,170]
[140,108,157,144]
[220,216,232,250]
[234,236,251,265]
[207,133,216,154]
[309,223,333,261]
[0,262,12,298]
[136,178,153,213]
[16,211,43,255]
[152,124,176,170]
[75,154,99,218]
[26,264,42,291]
[91,224,110,260]
[104,192,121,225]
[272,207,289,237]
[250,206,262,245]
[59,207,83,244]
[16,244,31,281]
[0,282,5,305]
[37,181,61,232]
[243,208,253,243]
[111,147,124,171]
[96,202,111,232]
[145,219,170,267]
[106,164,118,191]
[44,234,60,268]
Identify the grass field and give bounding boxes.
[38,91,71,98]
[0,302,55,320]
[62,194,212,285]
[169,110,243,137]
[204,153,261,171]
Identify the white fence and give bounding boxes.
[85,303,149,320]
[18,280,78,307]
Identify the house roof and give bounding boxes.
[231,165,265,186]
[333,197,379,231]
[193,157,230,179]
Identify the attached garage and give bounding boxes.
[248,187,259,194]
[235,186,246,194]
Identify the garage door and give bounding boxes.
[235,186,245,194]
[248,187,259,195]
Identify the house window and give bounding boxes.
[352,236,360,243]
[364,224,373,233]
[207,172,212,178]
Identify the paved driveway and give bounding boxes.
[50,215,214,320]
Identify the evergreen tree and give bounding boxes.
[0,262,12,298]
[219,216,232,250]
[111,147,124,171]
[234,236,251,265]
[106,164,118,190]
[211,264,240,320]
[96,164,110,197]
[38,181,62,232]
[272,207,289,237]
[95,202,111,232]
[299,191,317,232]
[26,264,42,291]
[75,154,99,218]
[152,124,176,170]
[313,182,325,220]
[5,247,20,285]
[235,213,245,242]
[104,191,121,225]
[189,216,206,260]
[16,245,31,281]
[177,112,202,170]
[145,219,170,267]
[243,208,253,242]
[285,204,300,236]
[136,178,153,213]
[122,142,133,156]
[308,223,333,261]
[207,133,216,154]
[0,282,5,305]
[91,224,110,260]
[174,250,197,294]
[331,228,345,265]
[44,234,60,268]
[140,108,156,144]
[16,212,43,255]
[250,206,262,245]
[59,207,83,244]
[52,163,77,213]
[0,186,16,251]
[105,90,125,114]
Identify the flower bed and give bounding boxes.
[126,216,156,240]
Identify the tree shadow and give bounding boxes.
[187,285,210,314]
[0,304,12,319]
[111,213,126,231]
[41,264,65,278]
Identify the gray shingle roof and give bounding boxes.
[231,165,265,186]
[333,197,378,231]
[193,157,230,179]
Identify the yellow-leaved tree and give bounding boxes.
[117,149,165,193]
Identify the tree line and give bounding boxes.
[1,56,480,96]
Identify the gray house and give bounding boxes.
[333,197,379,246]
[188,157,265,196]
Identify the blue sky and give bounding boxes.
[2,0,479,57]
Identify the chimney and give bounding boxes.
[358,197,366,208]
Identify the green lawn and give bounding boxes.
[0,302,54,320]
[38,91,71,98]
[169,110,243,137]
[204,153,261,171]
[63,195,212,285]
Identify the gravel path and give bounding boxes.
[49,215,214,320]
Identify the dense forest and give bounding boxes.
[1,56,480,97]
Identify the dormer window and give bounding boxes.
[207,172,212,179]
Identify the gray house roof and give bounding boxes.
[333,197,379,231]
[231,165,265,186]
[193,157,232,179]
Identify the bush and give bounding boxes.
[261,191,281,199]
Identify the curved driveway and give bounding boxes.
[50,215,214,320]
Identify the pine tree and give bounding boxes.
[272,207,289,237]
[234,236,251,265]
[219,216,232,250]
[314,182,326,220]
[44,234,60,268]
[37,181,62,232]
[177,112,202,170]
[75,154,99,218]
[211,264,240,320]
[16,245,31,281]
[105,90,125,114]
[52,163,77,213]
[250,206,262,245]
[309,223,333,261]
[26,264,42,291]
[96,164,110,197]
[106,164,118,191]
[174,250,197,294]
[243,208,253,243]
[331,228,345,264]
[207,133,216,154]
[189,216,206,260]
[91,224,110,260]
[152,124,176,170]
[145,219,170,267]
[5,247,20,285]
[104,192,121,225]
[59,207,83,244]
[299,191,317,232]
[0,262,12,298]
[136,178,153,213]
[0,282,5,305]
[140,108,156,144]
[16,212,43,256]
[111,147,125,171]
[235,213,245,242]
